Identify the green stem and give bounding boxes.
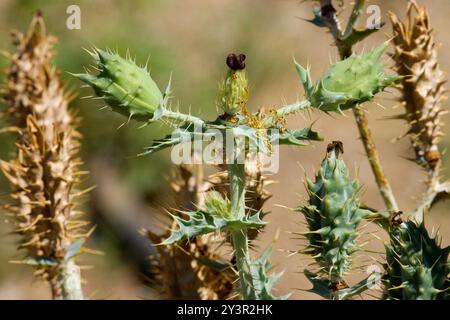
[343,0,365,37]
[353,108,399,211]
[229,162,246,219]
[229,157,254,299]
[262,100,311,127]
[231,230,254,299]
[276,100,311,117]
[162,109,205,127]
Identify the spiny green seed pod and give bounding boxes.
[218,53,249,115]
[296,42,398,113]
[297,141,370,285]
[73,49,164,121]
[384,220,450,300]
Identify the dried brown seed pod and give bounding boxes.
[389,2,447,171]
[0,13,88,299]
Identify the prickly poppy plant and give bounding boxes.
[75,33,396,299]
[0,0,449,302]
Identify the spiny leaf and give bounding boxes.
[249,246,290,300]
[339,25,384,49]
[162,194,266,245]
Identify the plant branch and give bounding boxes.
[412,171,450,223]
[58,260,84,300]
[343,0,365,37]
[353,109,399,211]
[276,100,312,118]
[318,0,399,211]
[389,4,448,220]
[162,109,205,127]
[261,100,312,128]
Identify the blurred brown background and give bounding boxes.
[0,0,449,299]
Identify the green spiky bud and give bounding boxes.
[73,49,164,121]
[204,191,233,220]
[384,220,450,300]
[296,42,398,113]
[218,53,249,115]
[297,141,370,285]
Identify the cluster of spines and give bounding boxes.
[145,157,274,299]
[298,141,369,287]
[389,2,447,170]
[383,220,450,300]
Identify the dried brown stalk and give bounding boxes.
[0,13,88,299]
[389,1,449,221]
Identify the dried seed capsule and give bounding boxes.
[390,3,446,170]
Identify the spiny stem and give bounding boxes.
[319,0,399,212]
[229,162,246,220]
[276,100,311,118]
[262,100,311,127]
[228,151,254,299]
[389,4,448,220]
[231,230,254,299]
[162,109,205,127]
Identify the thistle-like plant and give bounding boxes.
[75,26,395,299]
[297,42,398,113]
